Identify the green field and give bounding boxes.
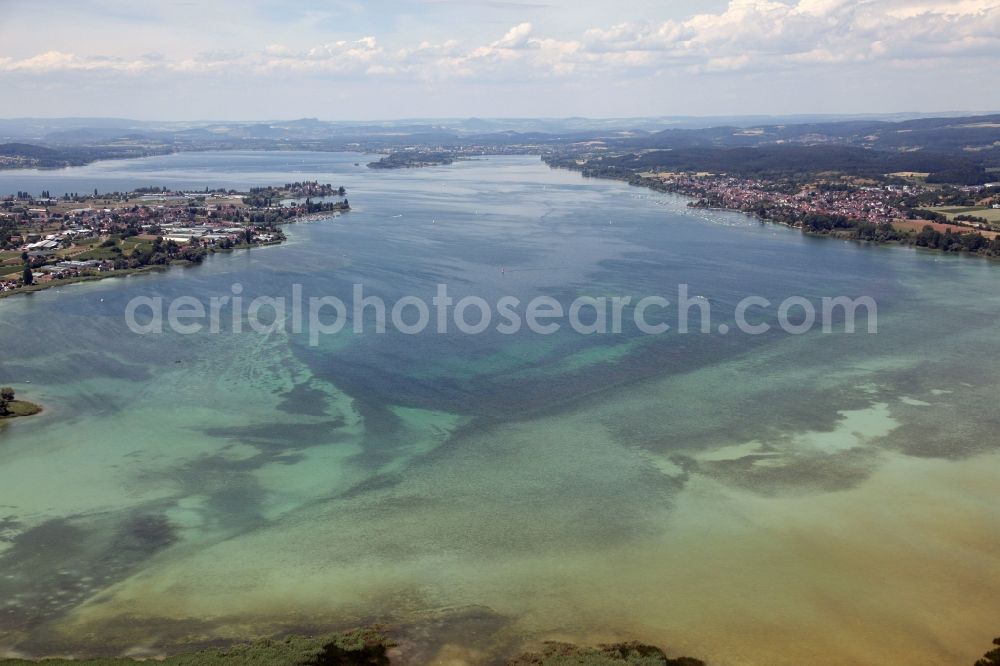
[929,206,1000,224]
[70,237,103,248]
[122,238,153,252]
[73,247,119,260]
[73,238,152,261]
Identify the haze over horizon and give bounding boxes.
[1,0,999,120]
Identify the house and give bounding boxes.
[25,240,59,251]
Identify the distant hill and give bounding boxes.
[627,114,1000,155]
[0,113,997,180]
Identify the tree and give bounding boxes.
[915,225,942,249]
[976,637,1000,666]
[0,387,13,415]
[22,264,32,286]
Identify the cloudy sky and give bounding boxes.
[0,0,998,120]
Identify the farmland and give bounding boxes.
[893,219,999,239]
[928,206,1000,224]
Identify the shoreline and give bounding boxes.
[0,244,285,301]
[0,265,170,300]
[0,147,371,173]
[693,198,1000,262]
[0,628,706,665]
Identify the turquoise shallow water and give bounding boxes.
[1,153,1000,664]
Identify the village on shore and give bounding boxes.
[634,172,1000,234]
[0,181,348,295]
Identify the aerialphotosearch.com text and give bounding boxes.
[125,282,877,345]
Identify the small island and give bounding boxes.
[368,150,455,169]
[0,182,349,297]
[0,387,41,420]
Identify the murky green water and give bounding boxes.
[1,153,999,664]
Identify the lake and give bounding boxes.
[1,152,999,665]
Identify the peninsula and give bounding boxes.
[0,182,349,297]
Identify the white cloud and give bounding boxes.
[0,51,154,73]
[1,0,998,82]
[577,0,1000,72]
[495,22,535,49]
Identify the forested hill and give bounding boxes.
[0,142,170,168]
[545,144,997,185]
